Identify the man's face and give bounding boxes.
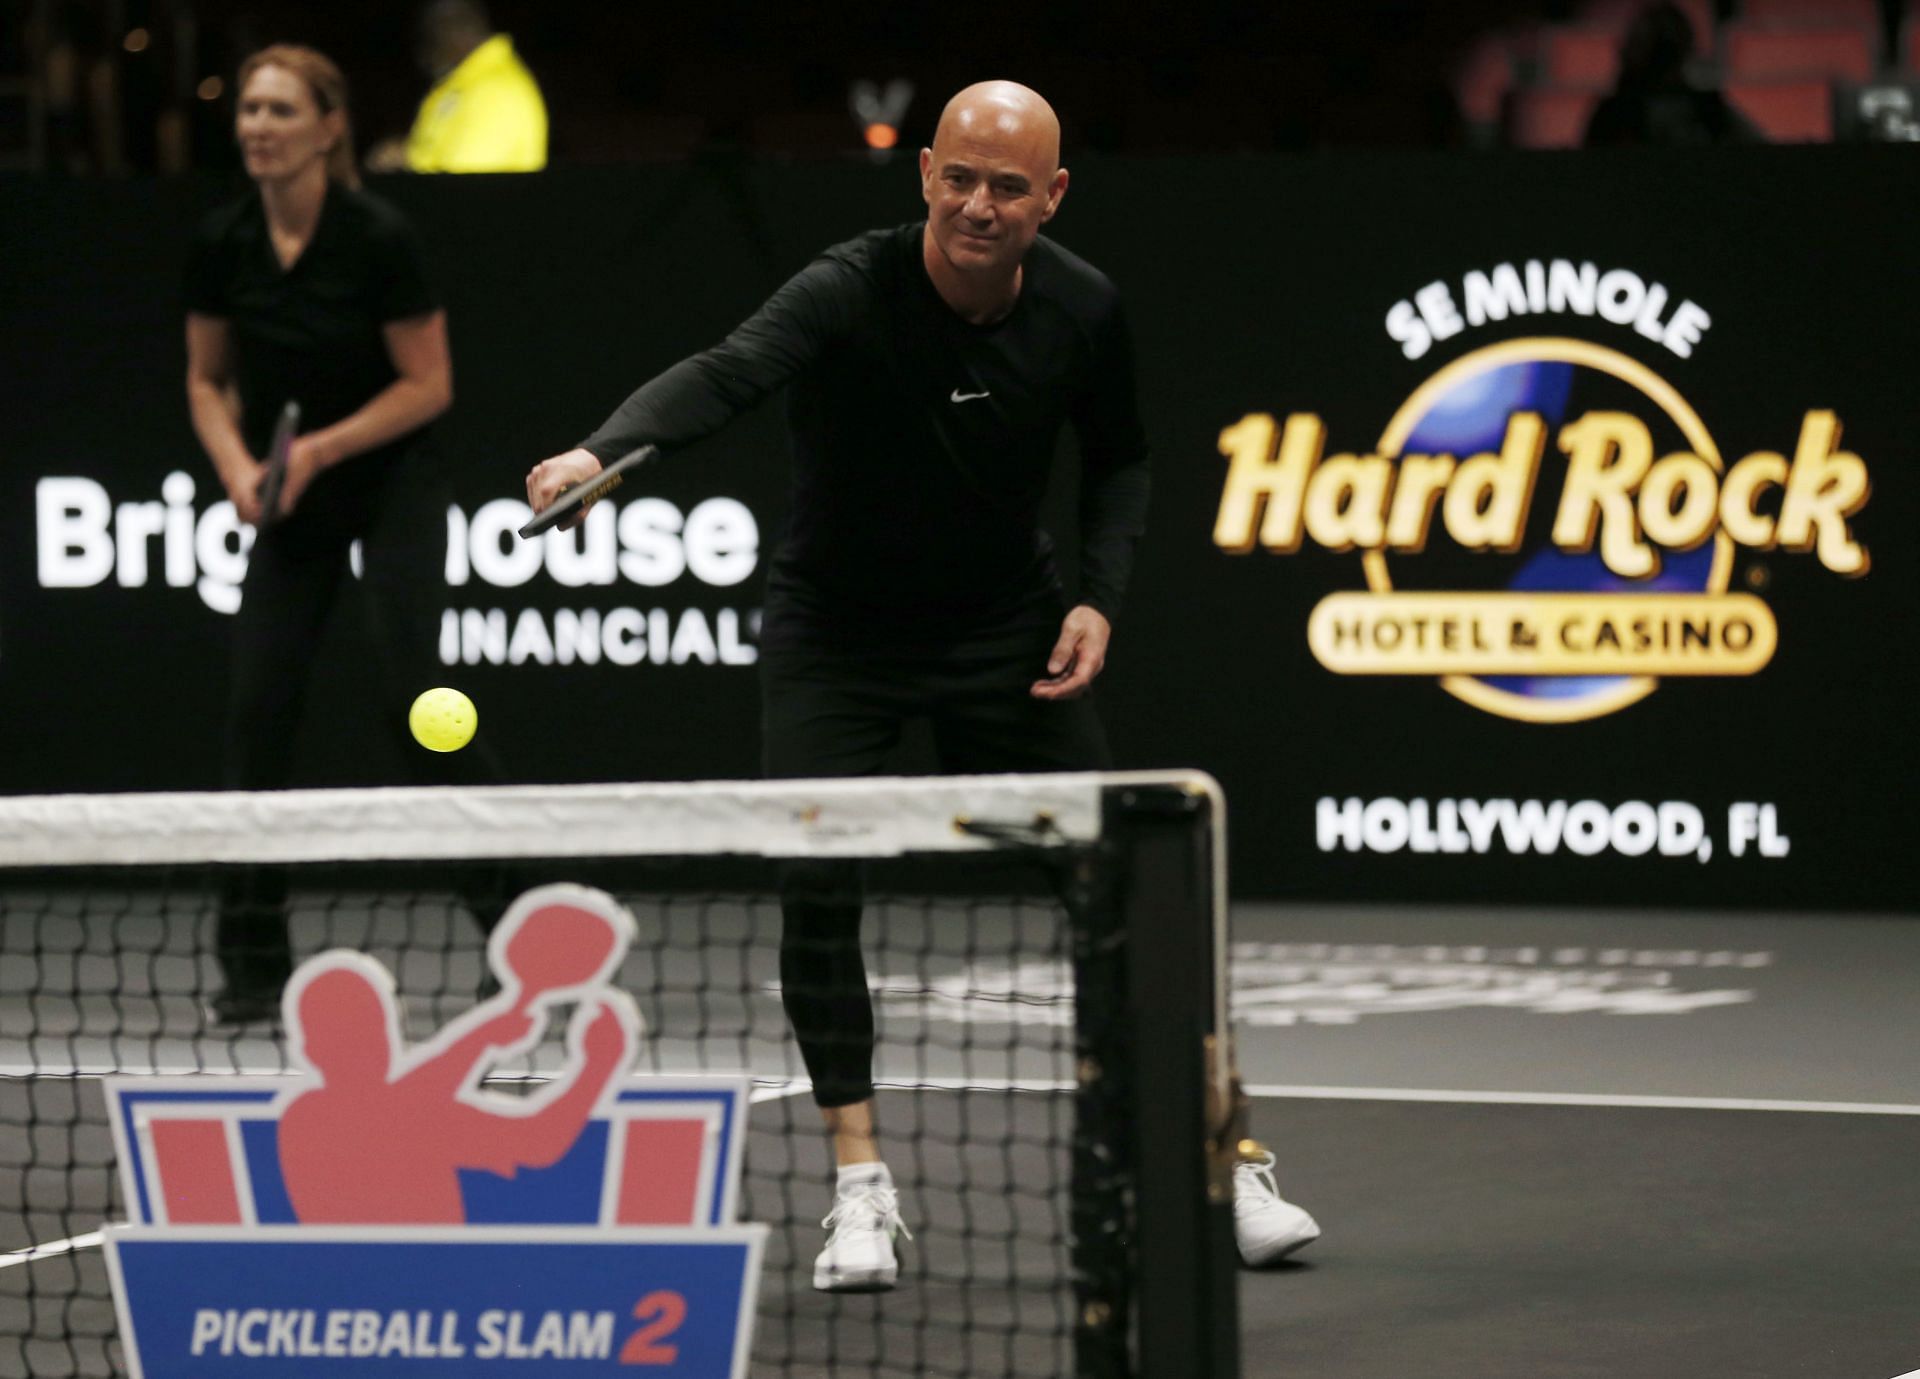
[920,111,1066,277]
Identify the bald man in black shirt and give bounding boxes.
[528,80,1318,1288]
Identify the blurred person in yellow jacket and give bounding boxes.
[367,0,546,174]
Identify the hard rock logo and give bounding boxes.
[1213,338,1869,723]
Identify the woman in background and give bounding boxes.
[184,44,491,1024]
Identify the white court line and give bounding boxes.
[752,1077,1920,1113]
[2,1065,751,1082]
[0,1232,102,1272]
[750,1082,812,1104]
[876,1075,1072,1094]
[753,1076,1077,1101]
[10,1078,1915,1272]
[14,1066,1920,1113]
[0,1068,1080,1094]
[1245,1083,1920,1116]
[0,1065,297,1078]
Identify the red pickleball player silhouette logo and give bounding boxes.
[276,884,641,1225]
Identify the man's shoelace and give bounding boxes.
[822,1184,914,1241]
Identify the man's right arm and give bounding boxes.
[527,254,865,515]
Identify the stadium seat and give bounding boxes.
[1508,87,1603,148]
[1542,26,1625,88]
[1674,0,1718,56]
[1723,24,1877,82]
[1725,79,1835,140]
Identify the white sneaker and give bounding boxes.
[813,1181,912,1292]
[1233,1151,1320,1266]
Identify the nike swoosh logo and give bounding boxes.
[950,389,991,403]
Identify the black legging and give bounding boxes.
[215,445,513,996]
[760,613,1112,1108]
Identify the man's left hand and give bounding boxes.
[1032,605,1111,701]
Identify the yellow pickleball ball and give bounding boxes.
[409,687,477,753]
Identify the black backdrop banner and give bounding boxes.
[4,147,1917,907]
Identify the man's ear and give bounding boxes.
[1041,166,1070,222]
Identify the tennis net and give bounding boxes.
[0,773,1240,1379]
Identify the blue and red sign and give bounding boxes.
[102,884,766,1378]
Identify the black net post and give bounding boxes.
[1067,840,1132,1379]
[1105,780,1241,1379]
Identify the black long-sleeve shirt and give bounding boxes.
[581,222,1150,643]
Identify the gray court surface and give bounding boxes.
[1228,902,1920,1108]
[1228,903,1920,1379]
[5,893,1919,1378]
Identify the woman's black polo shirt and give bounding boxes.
[185,182,437,464]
